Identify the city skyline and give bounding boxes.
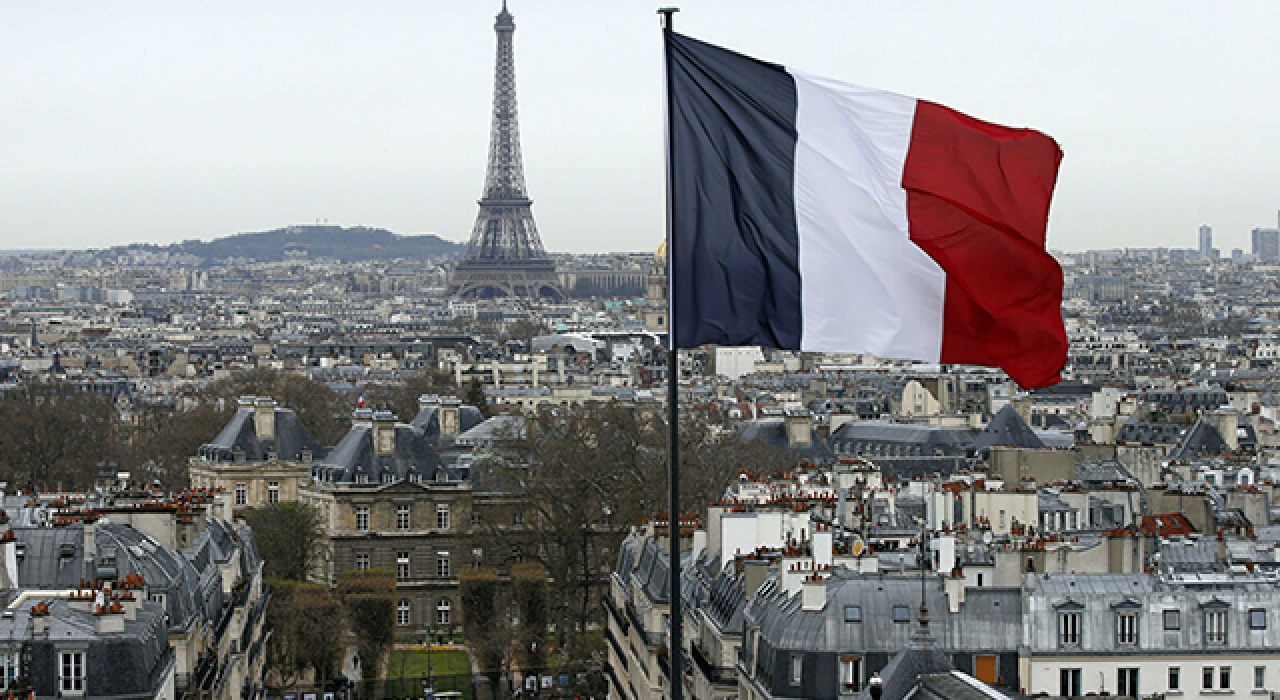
[3,1,1279,254]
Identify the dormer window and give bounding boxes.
[1056,601,1085,647]
[1116,612,1138,645]
[1203,599,1229,645]
[1206,609,1227,644]
[1113,600,1140,646]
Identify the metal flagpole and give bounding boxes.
[658,7,682,700]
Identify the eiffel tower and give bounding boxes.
[448,1,564,301]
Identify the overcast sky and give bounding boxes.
[2,1,1278,254]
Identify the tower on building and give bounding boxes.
[1253,227,1280,262]
[1198,225,1213,259]
[448,1,564,301]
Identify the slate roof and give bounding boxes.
[1169,418,1230,460]
[737,417,834,459]
[1159,539,1220,572]
[912,672,1010,700]
[198,402,326,463]
[453,415,527,447]
[830,422,978,451]
[857,646,954,700]
[409,399,486,443]
[0,597,172,697]
[96,522,208,631]
[312,418,446,484]
[1115,420,1191,445]
[972,405,1044,451]
[1026,573,1157,596]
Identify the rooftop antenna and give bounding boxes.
[914,517,932,646]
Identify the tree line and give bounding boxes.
[0,367,462,493]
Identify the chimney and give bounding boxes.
[119,591,140,621]
[801,574,827,611]
[84,519,97,561]
[30,602,50,636]
[1215,407,1240,451]
[944,571,966,613]
[1011,395,1033,426]
[742,557,771,597]
[784,409,813,448]
[691,529,707,562]
[813,526,833,568]
[0,536,17,589]
[439,397,462,437]
[372,411,398,456]
[253,397,278,440]
[95,603,125,634]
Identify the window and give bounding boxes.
[1206,610,1227,644]
[1117,612,1138,645]
[1251,609,1267,630]
[1163,609,1180,630]
[513,510,524,525]
[892,605,910,623]
[234,482,247,506]
[471,512,481,526]
[267,481,280,504]
[1168,667,1180,691]
[1220,667,1231,690]
[60,650,85,694]
[1059,668,1081,697]
[437,598,451,625]
[397,599,410,626]
[840,657,862,692]
[382,473,394,484]
[437,504,451,530]
[356,506,369,532]
[1256,666,1266,690]
[1059,611,1082,646]
[1117,668,1138,698]
[356,474,369,484]
[356,553,370,571]
[397,552,410,581]
[0,651,17,690]
[437,553,450,578]
[790,654,803,685]
[397,504,411,531]
[1204,666,1215,689]
[843,605,862,623]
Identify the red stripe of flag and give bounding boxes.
[903,100,1067,389]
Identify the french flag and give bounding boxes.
[666,31,1067,388]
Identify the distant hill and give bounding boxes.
[113,225,465,264]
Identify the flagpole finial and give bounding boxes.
[658,7,679,30]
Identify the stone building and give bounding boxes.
[189,396,326,510]
[300,397,492,637]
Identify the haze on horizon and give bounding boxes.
[2,1,1278,256]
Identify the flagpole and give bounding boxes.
[658,7,683,700]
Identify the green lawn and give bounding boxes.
[387,648,472,678]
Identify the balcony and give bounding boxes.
[605,624,626,663]
[602,595,629,634]
[690,642,736,686]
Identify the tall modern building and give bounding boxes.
[1198,225,1214,259]
[1252,227,1280,262]
[448,1,564,301]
